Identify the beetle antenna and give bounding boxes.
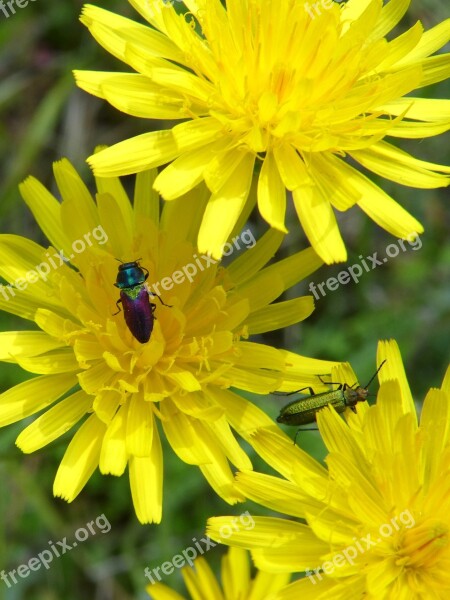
[364,359,387,390]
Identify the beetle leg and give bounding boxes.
[112,299,122,315]
[317,374,345,389]
[272,386,316,397]
[151,293,173,308]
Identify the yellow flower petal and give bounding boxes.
[99,404,128,476]
[16,390,92,453]
[0,331,64,361]
[351,140,450,188]
[53,414,106,502]
[198,152,255,258]
[245,296,314,335]
[354,172,424,239]
[292,187,347,264]
[0,374,77,427]
[88,131,179,177]
[257,152,288,232]
[129,446,163,524]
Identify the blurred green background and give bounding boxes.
[0,1,449,598]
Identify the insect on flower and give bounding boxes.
[276,360,387,433]
[113,259,170,343]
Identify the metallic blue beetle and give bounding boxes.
[113,260,169,343]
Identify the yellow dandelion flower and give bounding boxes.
[0,159,336,524]
[207,340,450,599]
[146,547,290,600]
[74,0,450,263]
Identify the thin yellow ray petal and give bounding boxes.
[208,516,324,562]
[223,367,281,394]
[375,22,423,72]
[159,186,209,245]
[272,577,340,600]
[198,153,255,259]
[205,416,252,471]
[53,414,106,502]
[292,187,347,264]
[170,391,224,421]
[199,458,244,504]
[257,247,323,293]
[249,570,291,599]
[387,119,450,139]
[369,0,409,41]
[0,374,77,427]
[245,296,315,335]
[309,153,361,211]
[203,144,249,194]
[134,168,160,227]
[233,342,285,372]
[351,141,450,188]
[398,18,450,65]
[160,400,211,464]
[235,471,319,519]
[154,143,217,200]
[379,98,450,121]
[139,65,213,104]
[273,144,311,190]
[0,234,50,288]
[95,171,133,234]
[88,131,179,177]
[172,117,224,155]
[355,175,424,239]
[80,4,185,64]
[221,547,250,599]
[257,152,287,232]
[76,72,187,119]
[420,389,450,485]
[16,390,92,453]
[376,339,416,417]
[99,404,128,476]
[145,583,185,600]
[418,54,450,88]
[96,193,132,259]
[129,440,163,524]
[226,228,284,286]
[248,430,329,497]
[18,176,72,256]
[234,271,284,312]
[126,394,154,457]
[183,556,224,600]
[14,349,80,375]
[441,365,450,395]
[54,158,100,233]
[0,331,65,361]
[209,388,275,435]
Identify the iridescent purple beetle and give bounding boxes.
[113,260,169,343]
